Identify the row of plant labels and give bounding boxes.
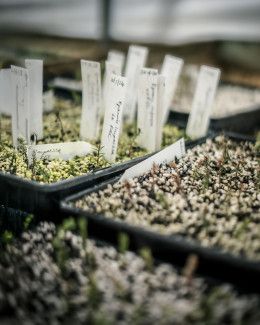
[0,45,220,166]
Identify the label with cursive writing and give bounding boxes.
[80,60,102,141]
[27,141,94,165]
[120,138,185,181]
[137,68,158,152]
[161,55,183,124]
[11,66,30,147]
[123,45,148,122]
[25,59,43,139]
[101,75,127,162]
[186,65,221,139]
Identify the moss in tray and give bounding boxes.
[0,97,185,183]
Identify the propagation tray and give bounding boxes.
[60,132,260,292]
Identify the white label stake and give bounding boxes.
[120,138,185,182]
[161,55,183,124]
[80,60,102,141]
[124,45,148,122]
[25,59,43,140]
[0,69,12,116]
[137,68,158,152]
[186,65,221,139]
[102,61,121,114]
[27,141,94,165]
[156,75,166,150]
[43,89,55,112]
[11,66,30,147]
[107,50,125,74]
[101,75,127,163]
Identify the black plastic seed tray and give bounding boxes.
[0,205,31,237]
[0,154,155,216]
[169,82,260,135]
[60,132,260,292]
[0,127,201,216]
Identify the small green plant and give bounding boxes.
[118,232,129,254]
[2,230,13,244]
[182,254,198,284]
[55,111,65,141]
[222,140,231,164]
[202,156,210,190]
[155,192,169,209]
[23,214,34,230]
[62,217,77,232]
[53,218,76,271]
[9,151,17,174]
[139,247,153,271]
[17,137,29,166]
[94,141,105,167]
[78,217,88,249]
[87,274,103,309]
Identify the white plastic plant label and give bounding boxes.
[137,68,158,152]
[124,45,148,122]
[80,60,102,141]
[101,75,127,163]
[25,59,43,140]
[50,77,82,92]
[102,61,121,113]
[11,66,30,147]
[0,69,12,115]
[161,55,183,124]
[156,75,166,150]
[27,141,94,165]
[43,89,55,112]
[107,50,125,74]
[120,138,185,182]
[186,65,221,139]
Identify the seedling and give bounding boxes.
[78,217,88,249]
[118,232,129,254]
[139,247,153,271]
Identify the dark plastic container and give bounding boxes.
[60,132,260,292]
[0,121,199,216]
[169,82,260,135]
[0,154,154,216]
[169,107,260,135]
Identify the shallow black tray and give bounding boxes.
[170,107,260,135]
[0,123,199,216]
[1,83,205,219]
[60,132,260,292]
[169,82,260,135]
[0,154,155,216]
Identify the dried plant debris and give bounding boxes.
[0,98,184,183]
[1,220,260,324]
[75,136,260,260]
